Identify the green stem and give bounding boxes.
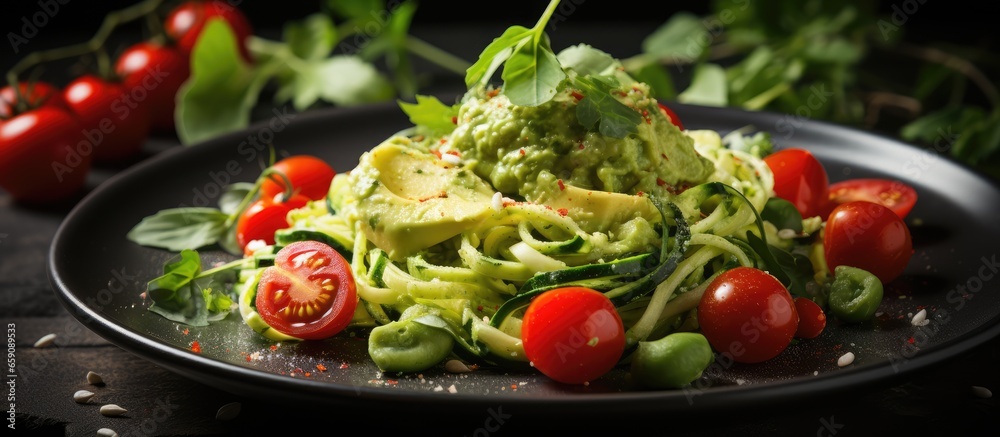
[199,258,250,277]
[533,0,562,32]
[5,0,165,112]
[405,36,471,76]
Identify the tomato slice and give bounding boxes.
[255,241,358,340]
[827,178,917,219]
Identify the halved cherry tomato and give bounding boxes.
[235,193,309,250]
[255,240,357,340]
[826,178,917,219]
[824,200,913,284]
[763,148,830,219]
[793,297,826,339]
[657,102,684,130]
[260,155,336,201]
[697,267,799,364]
[521,286,626,384]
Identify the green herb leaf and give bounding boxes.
[127,208,229,251]
[761,198,804,233]
[146,250,235,326]
[464,25,533,88]
[502,35,566,106]
[326,0,384,20]
[285,13,337,61]
[574,75,642,139]
[641,12,709,63]
[628,63,675,100]
[219,182,256,216]
[316,55,396,105]
[556,44,618,76]
[176,19,276,145]
[398,94,459,134]
[678,63,728,106]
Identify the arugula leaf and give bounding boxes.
[146,250,235,326]
[176,19,277,145]
[127,208,229,252]
[398,95,459,135]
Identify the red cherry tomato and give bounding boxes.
[165,0,254,63]
[0,81,67,119]
[260,155,336,201]
[793,297,826,339]
[827,178,917,219]
[697,267,799,364]
[657,102,684,130]
[764,148,830,219]
[235,193,309,249]
[521,286,626,384]
[0,106,88,204]
[823,200,913,284]
[256,240,358,340]
[114,42,191,133]
[63,75,151,164]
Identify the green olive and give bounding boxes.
[829,265,884,323]
[368,316,454,373]
[630,332,714,389]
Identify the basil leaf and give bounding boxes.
[127,208,229,251]
[176,19,277,145]
[502,35,566,106]
[465,25,532,88]
[557,44,617,76]
[146,250,235,326]
[219,182,255,216]
[398,94,459,134]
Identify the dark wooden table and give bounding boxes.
[5,10,1000,436]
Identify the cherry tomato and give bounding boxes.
[256,240,358,340]
[793,297,826,339]
[235,193,309,250]
[0,106,88,204]
[823,200,913,284]
[827,178,917,219]
[697,267,799,364]
[657,102,684,130]
[0,81,67,119]
[165,0,254,63]
[260,155,336,201]
[63,75,151,164]
[114,42,191,133]
[521,286,626,384]
[763,148,830,219]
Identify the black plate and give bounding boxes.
[49,101,1000,416]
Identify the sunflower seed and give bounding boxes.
[837,351,856,367]
[99,404,127,417]
[972,386,993,399]
[33,333,56,348]
[215,402,241,421]
[87,371,104,385]
[97,428,118,437]
[73,390,95,404]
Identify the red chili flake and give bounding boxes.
[386,380,399,385]
[339,362,350,369]
[907,337,915,344]
[439,138,447,144]
[661,153,669,160]
[557,180,566,191]
[316,364,327,372]
[476,305,484,312]
[431,149,442,159]
[487,88,500,98]
[557,208,569,217]
[519,148,526,156]
[245,354,252,362]
[446,150,461,157]
[304,372,312,377]
[182,328,190,335]
[635,191,645,196]
[510,384,518,390]
[656,178,667,187]
[269,344,278,351]
[570,91,584,101]
[451,116,458,124]
[189,341,201,353]
[578,143,585,150]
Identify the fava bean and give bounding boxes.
[630,332,714,389]
[829,265,883,323]
[368,315,454,373]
